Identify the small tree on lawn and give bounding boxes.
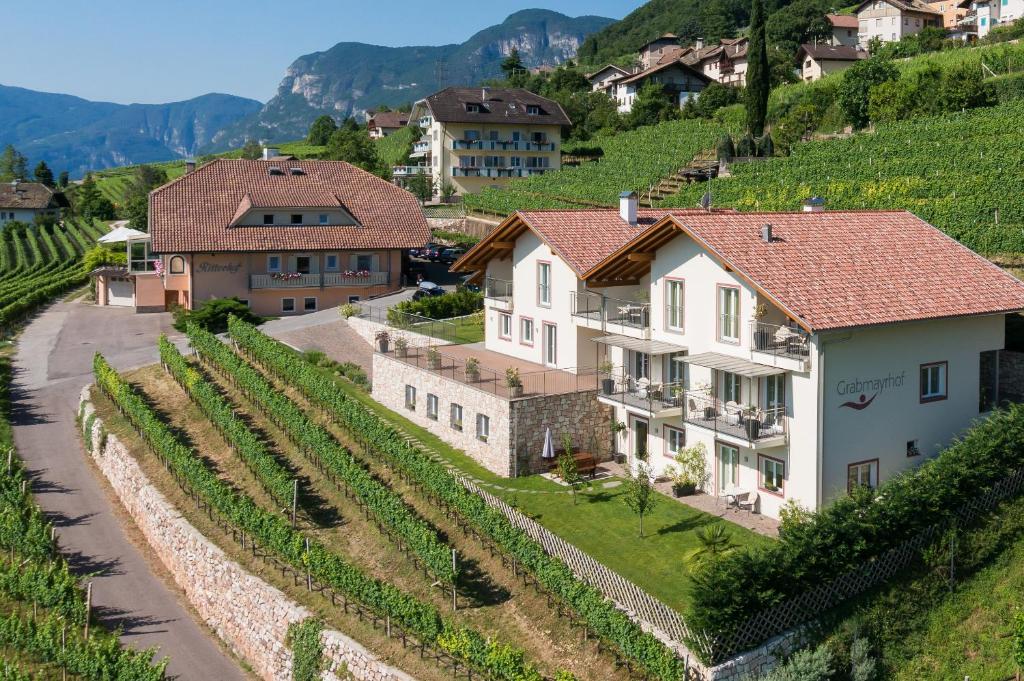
[686,524,738,567]
[557,432,583,504]
[623,461,658,537]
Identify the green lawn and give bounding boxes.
[404,314,484,345]
[317,361,771,612]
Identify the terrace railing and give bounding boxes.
[354,303,463,345]
[683,390,787,442]
[750,321,811,362]
[598,375,687,415]
[483,277,513,303]
[570,291,650,332]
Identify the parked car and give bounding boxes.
[412,281,446,301]
[412,242,440,259]
[439,247,466,264]
[426,247,444,262]
[457,275,480,293]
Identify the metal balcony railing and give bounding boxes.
[451,139,557,151]
[750,321,810,361]
[392,165,429,176]
[571,291,650,331]
[683,390,787,442]
[598,372,686,415]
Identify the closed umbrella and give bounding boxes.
[542,427,555,460]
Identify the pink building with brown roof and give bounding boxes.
[374,194,1024,518]
[96,157,428,316]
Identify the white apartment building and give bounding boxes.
[439,193,1024,519]
[855,0,944,47]
[826,13,862,46]
[612,61,711,113]
[971,0,1024,36]
[394,87,569,197]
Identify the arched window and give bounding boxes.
[169,256,185,274]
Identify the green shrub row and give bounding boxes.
[287,618,325,681]
[92,352,559,681]
[391,289,483,320]
[183,324,455,584]
[158,336,294,505]
[988,71,1024,104]
[689,403,1024,653]
[226,316,687,678]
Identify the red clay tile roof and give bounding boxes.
[149,159,429,254]
[827,13,860,28]
[0,182,64,210]
[798,43,869,61]
[368,112,409,129]
[422,87,571,127]
[619,58,711,86]
[597,210,1024,332]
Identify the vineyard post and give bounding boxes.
[452,549,457,612]
[6,446,11,473]
[305,538,312,591]
[292,479,298,528]
[62,626,67,681]
[84,581,93,638]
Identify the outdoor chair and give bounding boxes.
[736,490,759,513]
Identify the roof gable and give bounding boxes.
[0,182,61,210]
[423,87,571,127]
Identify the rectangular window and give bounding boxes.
[760,455,785,496]
[519,317,534,345]
[356,254,373,271]
[237,299,249,307]
[665,279,685,330]
[511,131,522,141]
[290,214,303,224]
[718,286,740,342]
[920,361,947,402]
[718,443,739,492]
[325,254,339,271]
[405,385,417,410]
[464,130,480,141]
[509,156,522,167]
[426,394,438,420]
[319,214,329,224]
[499,312,512,339]
[722,371,741,404]
[476,414,490,442]
[848,460,878,493]
[665,352,686,385]
[303,297,317,311]
[267,254,282,272]
[450,403,463,431]
[631,351,650,381]
[263,214,274,225]
[537,262,551,306]
[281,297,295,312]
[664,426,685,457]
[348,296,360,304]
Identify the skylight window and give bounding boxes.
[289,167,304,175]
[268,166,284,175]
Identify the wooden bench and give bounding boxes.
[546,452,598,479]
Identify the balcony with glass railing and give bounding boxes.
[571,291,650,339]
[683,390,787,446]
[483,276,513,310]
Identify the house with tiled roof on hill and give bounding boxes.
[0,181,67,225]
[367,111,410,139]
[797,43,868,81]
[372,191,1024,520]
[94,153,428,315]
[855,0,944,47]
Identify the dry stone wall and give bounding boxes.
[78,387,416,681]
[511,390,613,474]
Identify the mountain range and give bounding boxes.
[207,9,613,149]
[0,86,262,178]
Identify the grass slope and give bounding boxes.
[660,100,1024,254]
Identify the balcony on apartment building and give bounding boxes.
[484,276,513,310]
[571,290,651,339]
[412,138,431,155]
[392,165,430,177]
[250,271,390,289]
[749,320,811,371]
[450,139,557,152]
[451,167,549,178]
[599,375,686,418]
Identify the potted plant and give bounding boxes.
[505,367,523,398]
[426,345,441,370]
[374,330,390,353]
[465,356,480,382]
[669,442,709,497]
[394,336,409,358]
[598,360,616,395]
[743,405,760,439]
[753,302,770,350]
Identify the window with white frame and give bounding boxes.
[405,385,417,410]
[718,286,740,342]
[263,214,274,225]
[848,460,878,492]
[426,394,438,420]
[499,313,512,339]
[665,279,684,330]
[169,255,185,274]
[520,317,534,345]
[303,297,317,311]
[319,214,329,224]
[450,403,463,431]
[760,456,784,495]
[920,362,947,402]
[664,426,685,457]
[267,254,282,273]
[537,262,551,306]
[664,352,686,385]
[356,254,373,271]
[282,297,295,312]
[476,414,489,442]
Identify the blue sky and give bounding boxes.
[4,1,639,105]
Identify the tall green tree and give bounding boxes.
[500,48,525,80]
[0,145,28,182]
[627,82,680,129]
[307,115,338,146]
[323,125,383,175]
[745,0,770,136]
[57,170,70,188]
[240,139,262,159]
[122,165,168,230]
[837,57,899,128]
[74,174,116,221]
[33,161,55,187]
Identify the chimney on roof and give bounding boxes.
[619,191,638,226]
[803,196,826,212]
[185,159,196,174]
[262,147,279,161]
[695,37,705,50]
[761,224,773,243]
[482,87,489,101]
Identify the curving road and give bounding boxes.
[10,299,248,681]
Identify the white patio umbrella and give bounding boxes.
[541,427,555,460]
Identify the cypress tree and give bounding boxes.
[745,0,770,137]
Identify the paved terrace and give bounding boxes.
[381,341,599,399]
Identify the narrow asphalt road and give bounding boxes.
[10,300,248,681]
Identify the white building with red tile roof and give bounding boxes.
[95,156,428,315]
[399,194,1024,518]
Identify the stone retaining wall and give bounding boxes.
[512,391,613,475]
[346,315,438,351]
[78,387,416,681]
